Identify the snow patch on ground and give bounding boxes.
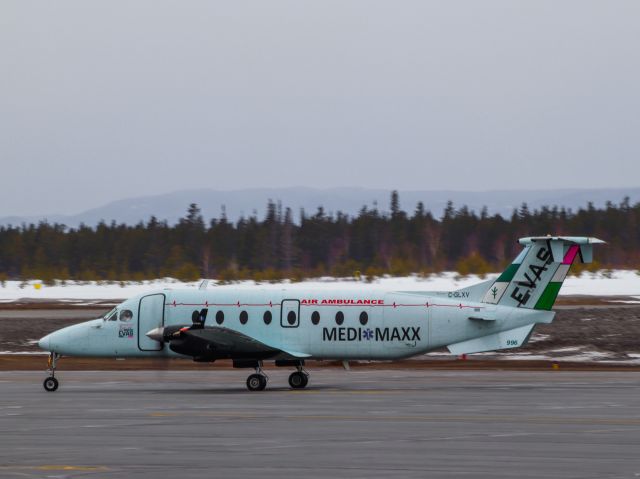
[500,354,553,361]
[0,351,47,355]
[527,333,550,343]
[549,346,582,353]
[555,351,615,361]
[423,349,640,363]
[0,269,638,300]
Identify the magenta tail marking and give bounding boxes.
[562,245,579,265]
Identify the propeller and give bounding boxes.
[145,325,185,342]
[146,308,209,342]
[191,308,208,329]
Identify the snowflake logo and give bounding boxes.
[363,328,374,340]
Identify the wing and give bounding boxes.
[187,326,280,356]
[149,325,307,361]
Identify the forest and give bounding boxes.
[0,192,638,282]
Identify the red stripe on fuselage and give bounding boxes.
[166,302,483,309]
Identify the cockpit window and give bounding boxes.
[104,308,118,321]
[119,309,133,322]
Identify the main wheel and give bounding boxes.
[258,375,267,391]
[288,371,308,389]
[247,374,267,391]
[43,376,59,392]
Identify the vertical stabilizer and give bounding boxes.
[482,236,605,310]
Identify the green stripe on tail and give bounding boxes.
[534,282,563,310]
[496,263,519,282]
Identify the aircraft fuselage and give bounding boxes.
[39,288,544,361]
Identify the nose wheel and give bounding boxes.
[43,353,60,392]
[43,376,59,392]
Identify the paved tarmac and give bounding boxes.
[1,369,640,479]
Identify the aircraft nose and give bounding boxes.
[37,320,97,355]
[38,333,52,351]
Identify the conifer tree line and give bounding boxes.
[0,192,638,282]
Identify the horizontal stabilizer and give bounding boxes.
[518,236,605,245]
[518,236,605,264]
[447,324,535,355]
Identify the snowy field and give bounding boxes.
[0,270,639,301]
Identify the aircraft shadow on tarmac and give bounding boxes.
[40,381,579,395]
[51,384,338,395]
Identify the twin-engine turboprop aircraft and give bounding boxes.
[38,236,604,392]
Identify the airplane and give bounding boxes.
[38,236,604,392]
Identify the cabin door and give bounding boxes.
[280,299,308,352]
[138,293,165,351]
[280,299,300,328]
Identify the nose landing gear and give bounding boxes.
[43,353,60,392]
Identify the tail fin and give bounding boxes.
[482,236,605,310]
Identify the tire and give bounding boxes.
[288,372,307,389]
[258,375,267,391]
[300,374,309,388]
[43,377,59,392]
[247,374,266,391]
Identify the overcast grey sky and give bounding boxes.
[1,1,639,216]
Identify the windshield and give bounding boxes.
[103,308,118,321]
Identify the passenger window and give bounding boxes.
[119,309,133,322]
[359,311,368,326]
[335,311,344,325]
[287,311,296,325]
[240,310,248,325]
[216,310,224,325]
[311,311,320,325]
[263,311,272,325]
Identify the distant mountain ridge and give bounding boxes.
[1,187,639,228]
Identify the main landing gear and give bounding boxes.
[246,363,268,391]
[288,366,309,389]
[43,353,60,392]
[243,361,310,391]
